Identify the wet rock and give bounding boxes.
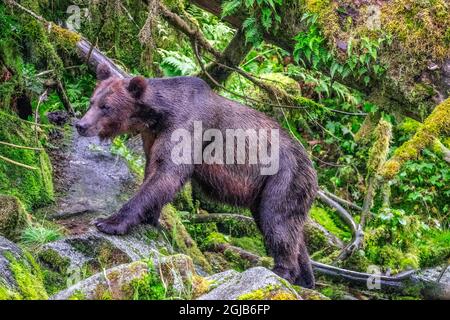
[197,267,301,300]
[47,111,69,126]
[39,225,172,283]
[0,195,28,241]
[205,269,239,290]
[0,236,48,299]
[48,130,137,222]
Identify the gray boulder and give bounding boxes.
[52,254,198,300]
[197,267,301,300]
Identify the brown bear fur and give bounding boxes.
[76,63,318,288]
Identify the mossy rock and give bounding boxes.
[0,195,29,241]
[160,205,212,273]
[0,111,54,209]
[304,218,344,256]
[198,267,300,300]
[0,236,48,300]
[52,255,210,300]
[203,251,231,273]
[173,183,194,212]
[154,254,211,299]
[52,261,149,300]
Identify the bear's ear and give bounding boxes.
[96,63,111,81]
[127,76,147,99]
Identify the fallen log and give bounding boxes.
[190,213,254,224]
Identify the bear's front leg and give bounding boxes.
[95,161,193,235]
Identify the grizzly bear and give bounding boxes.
[76,63,318,288]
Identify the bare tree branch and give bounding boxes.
[320,189,363,212]
[316,190,363,261]
[158,3,222,60]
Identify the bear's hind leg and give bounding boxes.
[295,232,315,288]
[258,200,301,284]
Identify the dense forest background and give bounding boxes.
[0,0,449,300]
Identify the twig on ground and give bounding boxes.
[0,155,38,170]
[0,141,43,151]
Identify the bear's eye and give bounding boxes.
[100,104,109,110]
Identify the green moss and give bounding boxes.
[0,111,54,209]
[302,0,340,42]
[293,284,329,300]
[399,117,422,135]
[38,249,70,274]
[418,230,450,267]
[303,221,341,259]
[0,194,28,241]
[160,205,212,273]
[68,290,86,300]
[231,236,266,257]
[382,0,450,63]
[41,269,67,296]
[3,251,48,300]
[319,285,347,300]
[221,247,252,272]
[359,208,450,273]
[50,23,81,47]
[202,232,229,250]
[203,251,230,273]
[0,284,21,300]
[382,98,450,178]
[238,284,298,300]
[216,216,259,238]
[310,206,351,241]
[367,119,392,175]
[185,218,219,249]
[173,183,194,212]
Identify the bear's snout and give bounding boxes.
[75,121,89,136]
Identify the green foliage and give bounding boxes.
[158,49,198,76]
[20,224,63,248]
[0,251,48,300]
[293,13,389,85]
[131,263,166,300]
[391,149,450,225]
[362,208,450,272]
[221,0,283,45]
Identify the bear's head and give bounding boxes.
[76,63,148,139]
